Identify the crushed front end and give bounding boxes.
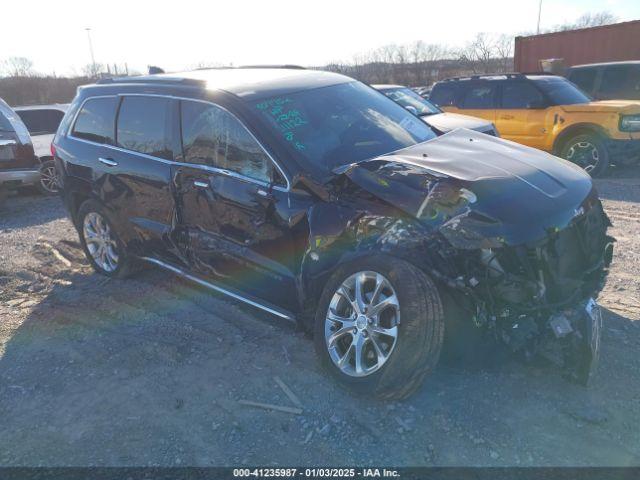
[436,195,614,384]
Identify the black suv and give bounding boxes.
[54,68,613,398]
[0,98,39,201]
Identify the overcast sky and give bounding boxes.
[5,0,640,75]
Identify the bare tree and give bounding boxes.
[1,57,34,77]
[458,33,496,74]
[494,34,514,73]
[82,62,104,78]
[551,11,618,32]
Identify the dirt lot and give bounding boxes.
[1,171,639,467]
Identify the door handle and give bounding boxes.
[193,180,209,188]
[0,139,17,146]
[98,157,118,167]
[500,115,514,120]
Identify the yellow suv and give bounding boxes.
[429,73,640,176]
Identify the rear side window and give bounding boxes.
[501,82,545,108]
[17,109,65,135]
[600,65,640,96]
[72,97,118,144]
[461,83,497,109]
[180,100,275,184]
[116,96,171,159]
[568,68,597,93]
[430,83,460,107]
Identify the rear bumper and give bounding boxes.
[606,138,640,165]
[0,169,40,189]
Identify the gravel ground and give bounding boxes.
[0,171,639,467]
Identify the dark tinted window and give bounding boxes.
[501,82,545,108]
[568,68,597,93]
[430,83,460,107]
[17,109,65,135]
[530,77,590,105]
[117,96,171,159]
[72,97,118,144]
[600,65,640,97]
[461,83,497,109]
[181,101,275,183]
[253,82,436,177]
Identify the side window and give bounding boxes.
[116,96,171,159]
[501,82,545,108]
[600,66,633,95]
[430,84,459,107]
[181,100,276,184]
[72,97,118,144]
[461,83,497,109]
[17,109,65,135]
[568,68,597,93]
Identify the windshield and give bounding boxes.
[381,87,441,116]
[531,77,591,105]
[253,82,437,176]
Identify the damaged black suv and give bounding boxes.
[54,68,613,399]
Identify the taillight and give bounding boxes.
[50,143,56,157]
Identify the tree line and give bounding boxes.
[0,11,617,105]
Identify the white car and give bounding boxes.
[14,104,68,193]
[373,84,500,137]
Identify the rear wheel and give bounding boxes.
[314,256,444,400]
[77,200,135,278]
[560,133,609,178]
[37,160,60,194]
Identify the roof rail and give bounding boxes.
[95,76,204,86]
[440,73,527,82]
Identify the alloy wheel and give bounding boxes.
[83,212,119,272]
[324,271,400,377]
[39,164,60,193]
[565,141,599,173]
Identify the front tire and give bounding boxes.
[313,255,444,400]
[77,200,135,278]
[560,133,609,178]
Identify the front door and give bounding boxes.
[173,99,298,310]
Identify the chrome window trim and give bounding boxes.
[66,93,291,192]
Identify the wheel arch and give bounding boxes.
[553,123,609,155]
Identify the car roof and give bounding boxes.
[14,104,69,111]
[95,68,353,100]
[371,84,406,90]
[569,60,640,69]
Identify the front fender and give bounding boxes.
[298,201,434,327]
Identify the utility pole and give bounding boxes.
[536,0,543,34]
[85,27,97,76]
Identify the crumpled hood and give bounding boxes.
[423,112,494,133]
[561,100,640,114]
[340,129,595,246]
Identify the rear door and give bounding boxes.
[68,95,176,260]
[496,80,550,150]
[174,99,298,310]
